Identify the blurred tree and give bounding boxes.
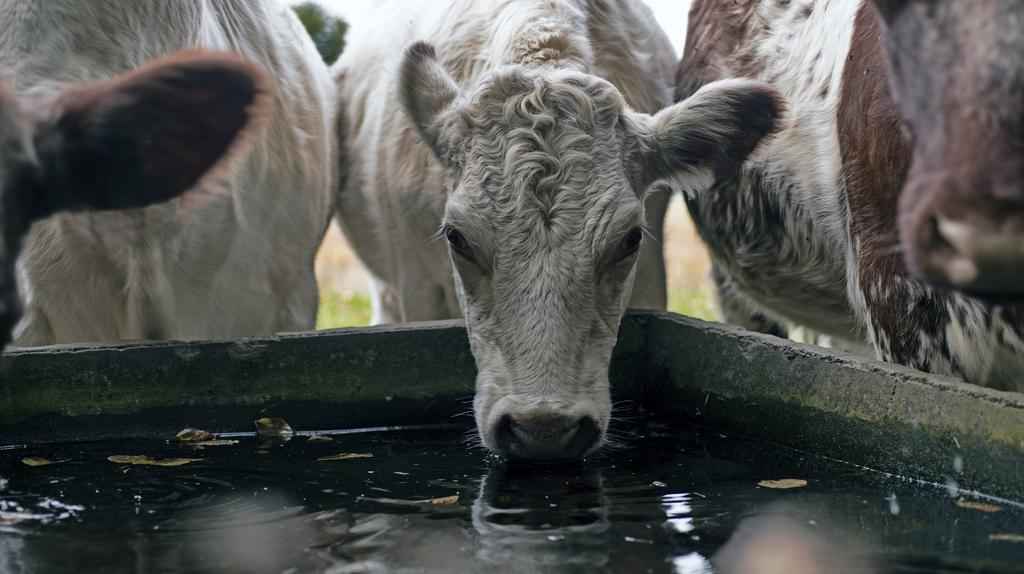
[292,2,348,64]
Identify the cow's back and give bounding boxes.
[2,0,336,344]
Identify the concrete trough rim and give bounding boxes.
[640,312,1024,500]
[649,312,1024,408]
[1,311,1021,499]
[3,319,469,356]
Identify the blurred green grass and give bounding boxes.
[668,285,717,322]
[316,290,372,330]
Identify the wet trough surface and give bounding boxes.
[0,422,1021,573]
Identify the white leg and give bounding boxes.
[628,185,670,310]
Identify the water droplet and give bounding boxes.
[887,493,900,515]
[945,478,959,498]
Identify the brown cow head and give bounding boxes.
[872,0,1024,294]
[0,51,268,352]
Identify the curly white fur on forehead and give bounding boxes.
[452,67,641,217]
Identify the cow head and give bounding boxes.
[400,42,782,460]
[0,51,269,351]
[871,0,1024,294]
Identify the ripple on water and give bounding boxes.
[0,425,1021,573]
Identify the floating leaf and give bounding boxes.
[307,434,334,442]
[167,428,215,443]
[758,479,808,490]
[955,498,1002,513]
[414,494,459,505]
[360,494,460,507]
[255,417,294,438]
[21,457,68,467]
[192,440,239,447]
[107,455,201,467]
[317,453,373,462]
[990,534,1024,543]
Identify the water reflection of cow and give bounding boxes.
[471,465,611,572]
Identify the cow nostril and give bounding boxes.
[928,216,980,285]
[917,214,1024,293]
[510,417,578,442]
[494,414,516,452]
[495,413,601,461]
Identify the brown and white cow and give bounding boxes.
[875,0,1024,295]
[677,0,1024,391]
[0,52,268,353]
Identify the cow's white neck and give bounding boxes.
[744,0,861,220]
[704,0,866,340]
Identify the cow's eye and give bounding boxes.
[621,227,643,257]
[445,226,470,253]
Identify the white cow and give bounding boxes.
[0,52,269,352]
[0,1,336,345]
[333,0,783,459]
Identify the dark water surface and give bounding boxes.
[0,423,1021,573]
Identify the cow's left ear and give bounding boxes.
[399,41,463,164]
[636,79,784,190]
[29,50,270,220]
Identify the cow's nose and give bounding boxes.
[921,214,1024,294]
[495,412,600,461]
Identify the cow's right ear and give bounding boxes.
[637,79,784,190]
[29,50,270,220]
[399,41,462,163]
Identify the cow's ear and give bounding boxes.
[637,79,783,190]
[399,41,462,161]
[30,50,270,219]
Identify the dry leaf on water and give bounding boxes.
[255,417,294,438]
[360,494,460,507]
[990,534,1024,543]
[317,453,373,462]
[193,440,239,447]
[107,455,201,467]
[21,458,68,467]
[955,498,1002,513]
[414,494,459,505]
[166,428,237,447]
[307,434,334,442]
[758,479,808,490]
[167,428,215,443]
